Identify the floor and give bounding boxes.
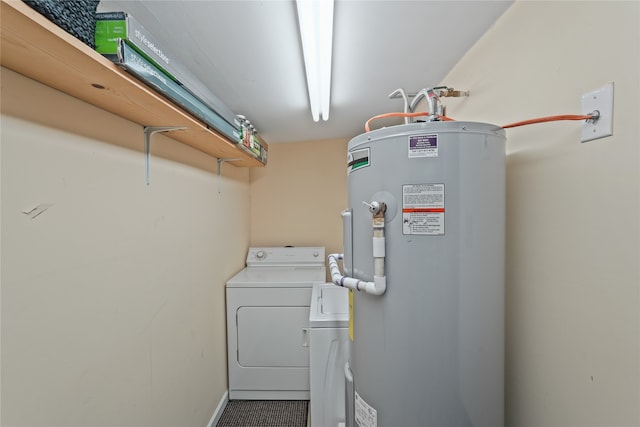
[216,400,309,427]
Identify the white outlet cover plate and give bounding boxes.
[581,82,614,143]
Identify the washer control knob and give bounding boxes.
[255,250,266,260]
[313,251,319,257]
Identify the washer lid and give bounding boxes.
[227,266,326,287]
[309,283,349,327]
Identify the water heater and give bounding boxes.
[336,121,505,427]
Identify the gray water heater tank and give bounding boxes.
[343,121,505,427]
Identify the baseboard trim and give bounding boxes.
[206,390,229,427]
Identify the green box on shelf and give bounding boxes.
[113,40,241,145]
[95,11,239,135]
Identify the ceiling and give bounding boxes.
[98,0,513,144]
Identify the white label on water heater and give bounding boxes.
[408,134,438,158]
[402,183,445,235]
[355,391,377,427]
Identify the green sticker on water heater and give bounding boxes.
[347,148,370,174]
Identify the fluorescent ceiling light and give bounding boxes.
[296,0,334,122]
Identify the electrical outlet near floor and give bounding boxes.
[581,82,614,143]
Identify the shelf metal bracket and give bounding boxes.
[144,126,187,186]
[217,158,242,194]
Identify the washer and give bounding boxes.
[309,283,349,427]
[226,246,326,400]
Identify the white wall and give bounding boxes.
[441,1,639,426]
[1,68,249,427]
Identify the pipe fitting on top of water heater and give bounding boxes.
[387,86,469,124]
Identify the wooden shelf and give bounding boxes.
[0,0,265,168]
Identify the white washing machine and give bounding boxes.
[226,246,326,400]
[309,283,349,427]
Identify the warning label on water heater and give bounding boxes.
[408,134,438,158]
[355,391,377,427]
[402,183,445,235]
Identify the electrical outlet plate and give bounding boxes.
[581,82,614,143]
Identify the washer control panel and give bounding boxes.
[246,246,325,267]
